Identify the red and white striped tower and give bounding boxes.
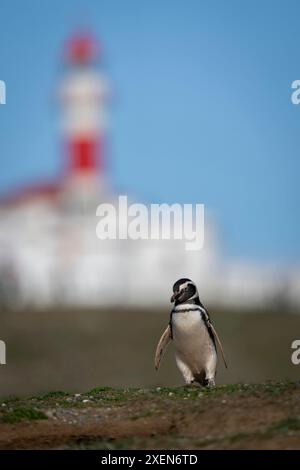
[59,33,109,201]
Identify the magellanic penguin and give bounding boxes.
[155,278,227,387]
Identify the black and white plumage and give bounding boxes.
[155,278,227,387]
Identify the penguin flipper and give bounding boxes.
[209,322,228,369]
[154,325,172,370]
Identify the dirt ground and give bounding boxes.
[0,382,299,450]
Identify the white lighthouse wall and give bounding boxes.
[1,193,297,310]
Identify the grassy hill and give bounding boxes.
[0,381,299,449]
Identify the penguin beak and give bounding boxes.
[171,291,179,303]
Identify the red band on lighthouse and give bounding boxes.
[69,137,103,172]
[60,34,109,185]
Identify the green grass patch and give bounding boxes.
[270,417,300,433]
[0,381,297,412]
[1,406,48,424]
[35,391,70,401]
[87,387,143,404]
[41,391,69,399]
[150,381,298,400]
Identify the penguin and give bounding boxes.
[155,278,227,387]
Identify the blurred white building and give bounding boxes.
[0,34,299,311]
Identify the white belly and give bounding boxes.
[172,309,216,376]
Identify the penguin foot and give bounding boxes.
[205,378,216,388]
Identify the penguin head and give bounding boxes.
[171,278,200,305]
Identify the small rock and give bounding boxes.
[168,392,174,396]
[82,399,91,403]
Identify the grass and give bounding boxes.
[0,381,299,449]
[35,391,69,400]
[147,380,298,399]
[1,406,47,424]
[0,381,298,410]
[270,417,300,433]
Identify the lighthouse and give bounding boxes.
[59,34,109,205]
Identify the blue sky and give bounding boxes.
[0,0,299,264]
